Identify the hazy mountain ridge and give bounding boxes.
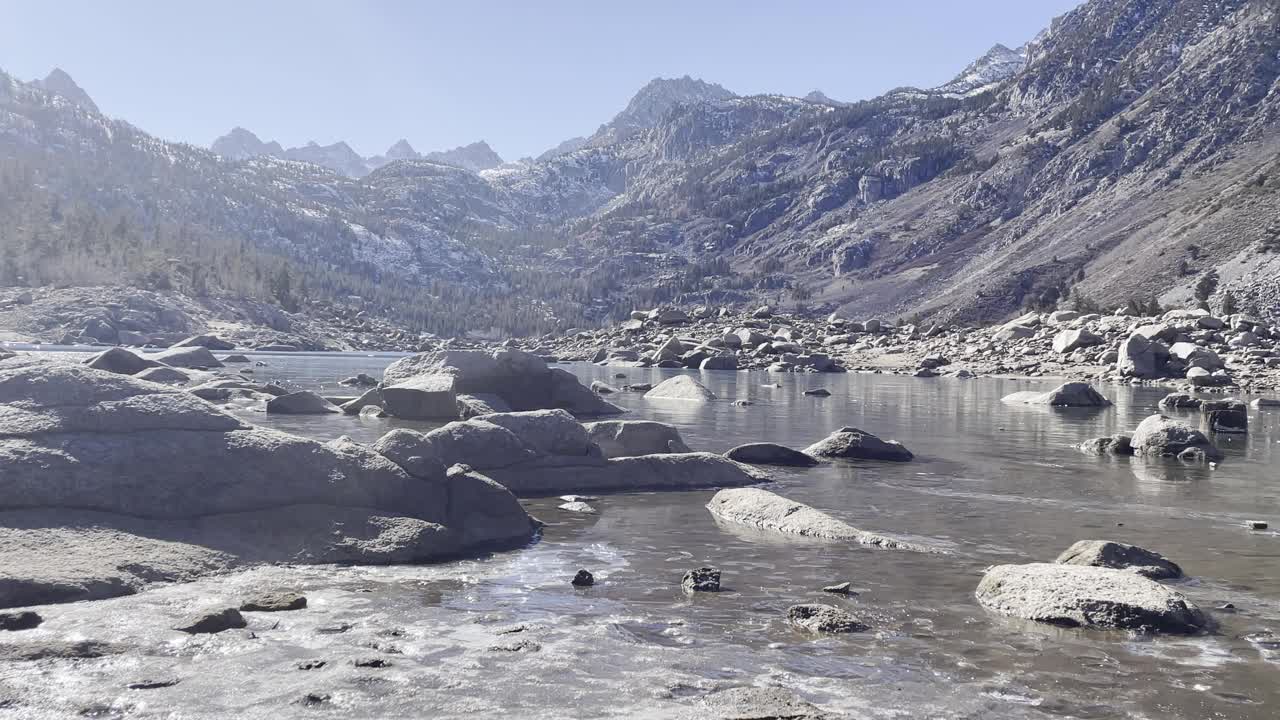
[3,0,1279,336]
[210,129,505,177]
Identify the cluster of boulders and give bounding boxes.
[0,356,770,609]
[976,540,1204,633]
[1080,413,1226,463]
[495,305,1280,390]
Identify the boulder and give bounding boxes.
[787,604,868,634]
[1052,329,1102,354]
[150,346,224,369]
[1117,332,1164,378]
[682,567,720,593]
[133,366,192,385]
[173,335,235,351]
[1001,382,1111,407]
[1169,342,1222,370]
[644,375,716,401]
[174,608,247,634]
[700,355,739,371]
[455,393,511,418]
[340,388,384,416]
[1055,540,1182,580]
[0,357,536,608]
[240,592,307,612]
[83,347,161,375]
[478,410,594,457]
[589,380,618,395]
[975,563,1205,633]
[481,452,762,497]
[706,488,933,551]
[266,391,342,415]
[585,420,692,458]
[1130,414,1223,462]
[1201,399,1248,434]
[1078,435,1134,456]
[1158,393,1201,409]
[381,374,459,420]
[803,427,913,462]
[724,443,818,467]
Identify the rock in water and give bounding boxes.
[1001,382,1112,407]
[1078,434,1134,456]
[822,582,856,595]
[0,611,42,631]
[1130,414,1223,462]
[381,374,459,420]
[174,607,246,634]
[239,592,307,612]
[1159,393,1201,409]
[975,563,1205,633]
[803,427,913,462]
[803,388,831,397]
[1055,540,1183,580]
[682,567,721,593]
[150,346,224,369]
[266,391,342,415]
[1201,399,1248,434]
[725,443,819,467]
[83,347,161,375]
[558,501,596,513]
[644,375,716,401]
[787,604,868,634]
[699,687,833,720]
[584,419,692,458]
[571,570,594,587]
[707,488,934,552]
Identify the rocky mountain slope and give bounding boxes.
[3,0,1279,342]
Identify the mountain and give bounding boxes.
[422,141,504,172]
[211,127,284,160]
[933,43,1028,97]
[3,0,1280,337]
[31,68,98,113]
[803,90,844,106]
[535,136,588,162]
[588,76,737,146]
[384,139,419,161]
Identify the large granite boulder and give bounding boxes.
[0,357,536,608]
[1130,414,1223,462]
[1055,540,1183,580]
[83,347,161,375]
[803,427,913,462]
[1052,329,1102,354]
[584,420,692,458]
[1117,332,1165,378]
[706,488,935,552]
[975,563,1205,633]
[643,375,716,401]
[379,349,622,420]
[1002,382,1112,407]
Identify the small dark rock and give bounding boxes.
[296,659,327,671]
[354,658,392,668]
[488,639,541,652]
[803,388,831,396]
[240,592,307,612]
[174,608,246,634]
[821,582,858,596]
[297,693,331,707]
[0,611,42,631]
[787,604,869,634]
[1248,520,1269,530]
[571,570,595,587]
[127,678,179,690]
[682,567,721,594]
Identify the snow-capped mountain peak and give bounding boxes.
[934,43,1028,97]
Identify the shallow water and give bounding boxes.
[7,353,1280,718]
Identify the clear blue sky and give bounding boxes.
[0,0,1081,160]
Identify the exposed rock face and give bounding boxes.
[724,443,819,467]
[787,604,868,634]
[643,375,717,401]
[584,420,692,458]
[0,357,537,607]
[1056,540,1182,580]
[803,427,913,462]
[975,563,1205,633]
[1001,382,1112,407]
[1130,414,1223,462]
[380,349,622,419]
[707,488,935,552]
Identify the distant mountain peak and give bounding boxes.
[34,68,99,113]
[385,139,419,160]
[211,127,283,160]
[591,75,737,146]
[422,140,504,172]
[934,43,1028,97]
[804,90,842,105]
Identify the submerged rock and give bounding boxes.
[803,427,913,462]
[787,604,868,634]
[644,375,716,401]
[1001,382,1111,407]
[174,607,246,634]
[682,567,721,593]
[571,570,595,587]
[1055,540,1183,579]
[240,592,308,612]
[724,443,819,467]
[975,563,1205,633]
[1130,414,1223,462]
[707,488,935,552]
[1078,434,1134,456]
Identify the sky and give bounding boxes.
[0,0,1082,161]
